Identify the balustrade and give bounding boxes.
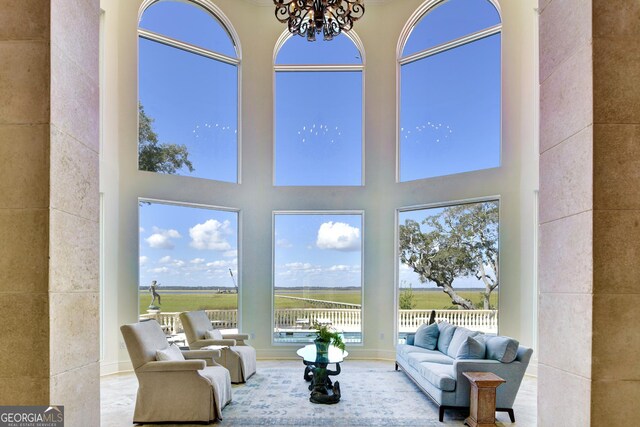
[140,308,497,335]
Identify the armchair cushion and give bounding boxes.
[156,344,185,362]
[137,359,206,373]
[414,322,439,350]
[205,329,223,340]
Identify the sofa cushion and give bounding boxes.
[414,322,440,350]
[446,327,480,358]
[405,333,415,346]
[416,362,456,392]
[485,336,520,363]
[455,336,486,359]
[397,344,442,359]
[156,344,185,361]
[436,322,457,354]
[407,351,454,366]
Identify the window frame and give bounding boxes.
[271,210,365,346]
[396,0,503,183]
[137,0,243,183]
[394,195,502,342]
[272,30,366,187]
[137,197,243,329]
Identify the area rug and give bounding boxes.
[217,360,465,426]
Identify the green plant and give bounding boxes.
[312,322,346,352]
[399,280,416,309]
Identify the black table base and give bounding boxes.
[303,360,342,404]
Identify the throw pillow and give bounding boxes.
[485,336,519,363]
[456,336,486,359]
[446,327,480,358]
[205,329,223,340]
[156,344,184,361]
[436,322,457,354]
[414,322,440,350]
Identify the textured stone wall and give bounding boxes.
[49,0,101,424]
[0,0,51,405]
[0,0,101,424]
[539,1,640,425]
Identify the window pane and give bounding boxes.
[139,202,239,333]
[276,34,362,65]
[397,201,499,343]
[400,34,500,181]
[275,71,362,186]
[403,0,500,57]
[274,213,362,344]
[140,0,236,57]
[139,38,238,182]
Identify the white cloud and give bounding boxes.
[190,258,205,264]
[139,227,145,233]
[328,264,350,272]
[276,239,293,248]
[223,249,237,258]
[146,227,181,249]
[139,256,149,265]
[285,262,314,270]
[172,259,185,267]
[150,267,170,274]
[207,258,238,268]
[189,219,232,251]
[316,221,361,251]
[159,255,172,263]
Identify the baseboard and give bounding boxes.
[525,357,538,378]
[100,360,133,376]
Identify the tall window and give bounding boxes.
[138,1,239,182]
[275,34,364,186]
[397,200,499,342]
[399,0,501,182]
[139,201,239,328]
[273,213,363,344]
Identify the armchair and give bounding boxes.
[120,320,232,423]
[180,310,257,383]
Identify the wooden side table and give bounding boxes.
[463,371,506,427]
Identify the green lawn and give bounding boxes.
[139,289,498,314]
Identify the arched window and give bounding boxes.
[274,33,364,186]
[138,0,240,182]
[398,0,501,182]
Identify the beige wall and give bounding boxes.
[0,0,101,425]
[100,0,538,371]
[538,0,640,425]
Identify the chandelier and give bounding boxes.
[274,0,365,42]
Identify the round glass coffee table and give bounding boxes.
[296,344,348,404]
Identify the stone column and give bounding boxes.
[0,1,100,425]
[49,0,101,425]
[0,0,52,405]
[538,1,640,425]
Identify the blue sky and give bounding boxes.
[138,0,500,289]
[274,214,362,288]
[139,202,238,288]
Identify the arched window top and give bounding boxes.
[140,0,237,58]
[275,33,363,65]
[402,0,500,58]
